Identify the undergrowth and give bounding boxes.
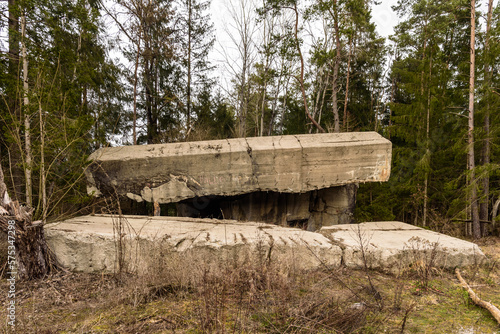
[1,227,499,333]
[1,238,499,333]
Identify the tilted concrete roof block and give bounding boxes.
[85,132,392,204]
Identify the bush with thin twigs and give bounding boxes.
[400,236,442,292]
[104,235,393,333]
[5,237,500,333]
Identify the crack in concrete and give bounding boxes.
[271,137,278,188]
[294,135,305,192]
[321,232,347,265]
[243,137,261,189]
[225,138,232,179]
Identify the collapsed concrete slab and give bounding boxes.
[45,216,485,274]
[320,222,485,272]
[45,215,343,273]
[86,132,391,229]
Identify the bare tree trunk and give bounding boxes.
[8,0,19,117]
[417,17,429,227]
[38,98,46,221]
[279,72,291,134]
[7,0,25,202]
[480,0,494,224]
[239,57,248,137]
[311,65,328,133]
[21,14,32,207]
[267,59,284,136]
[186,0,192,136]
[343,35,353,131]
[260,83,266,137]
[469,0,480,239]
[133,41,140,145]
[331,0,341,133]
[259,17,269,137]
[223,0,259,137]
[291,3,325,133]
[145,53,156,144]
[317,74,329,128]
[423,52,432,227]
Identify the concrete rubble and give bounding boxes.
[45,216,485,274]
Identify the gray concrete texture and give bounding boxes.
[86,132,392,204]
[176,185,358,230]
[321,222,485,271]
[45,216,485,274]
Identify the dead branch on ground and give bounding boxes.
[455,268,500,324]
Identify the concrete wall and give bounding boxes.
[85,132,391,229]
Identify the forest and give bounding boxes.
[1,0,499,239]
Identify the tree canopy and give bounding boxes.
[0,0,498,237]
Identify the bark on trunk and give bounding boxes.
[292,4,325,133]
[469,0,480,239]
[38,99,47,220]
[423,52,432,227]
[480,0,493,223]
[21,14,32,208]
[133,41,140,145]
[331,0,341,133]
[1,164,57,280]
[342,36,353,131]
[186,0,192,136]
[239,50,247,137]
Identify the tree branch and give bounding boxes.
[456,268,500,324]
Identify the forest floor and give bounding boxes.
[0,236,499,333]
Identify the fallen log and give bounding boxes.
[455,268,500,324]
[0,164,58,280]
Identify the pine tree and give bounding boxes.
[385,0,472,225]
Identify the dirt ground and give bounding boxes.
[1,236,499,333]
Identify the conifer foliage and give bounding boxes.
[376,0,500,236]
[0,0,499,254]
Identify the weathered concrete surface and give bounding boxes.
[45,215,342,273]
[86,132,391,203]
[320,222,486,272]
[45,216,485,274]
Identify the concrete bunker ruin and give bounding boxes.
[85,132,392,230]
[46,132,486,274]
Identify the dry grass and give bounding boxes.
[0,235,499,333]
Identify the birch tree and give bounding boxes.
[220,0,259,137]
